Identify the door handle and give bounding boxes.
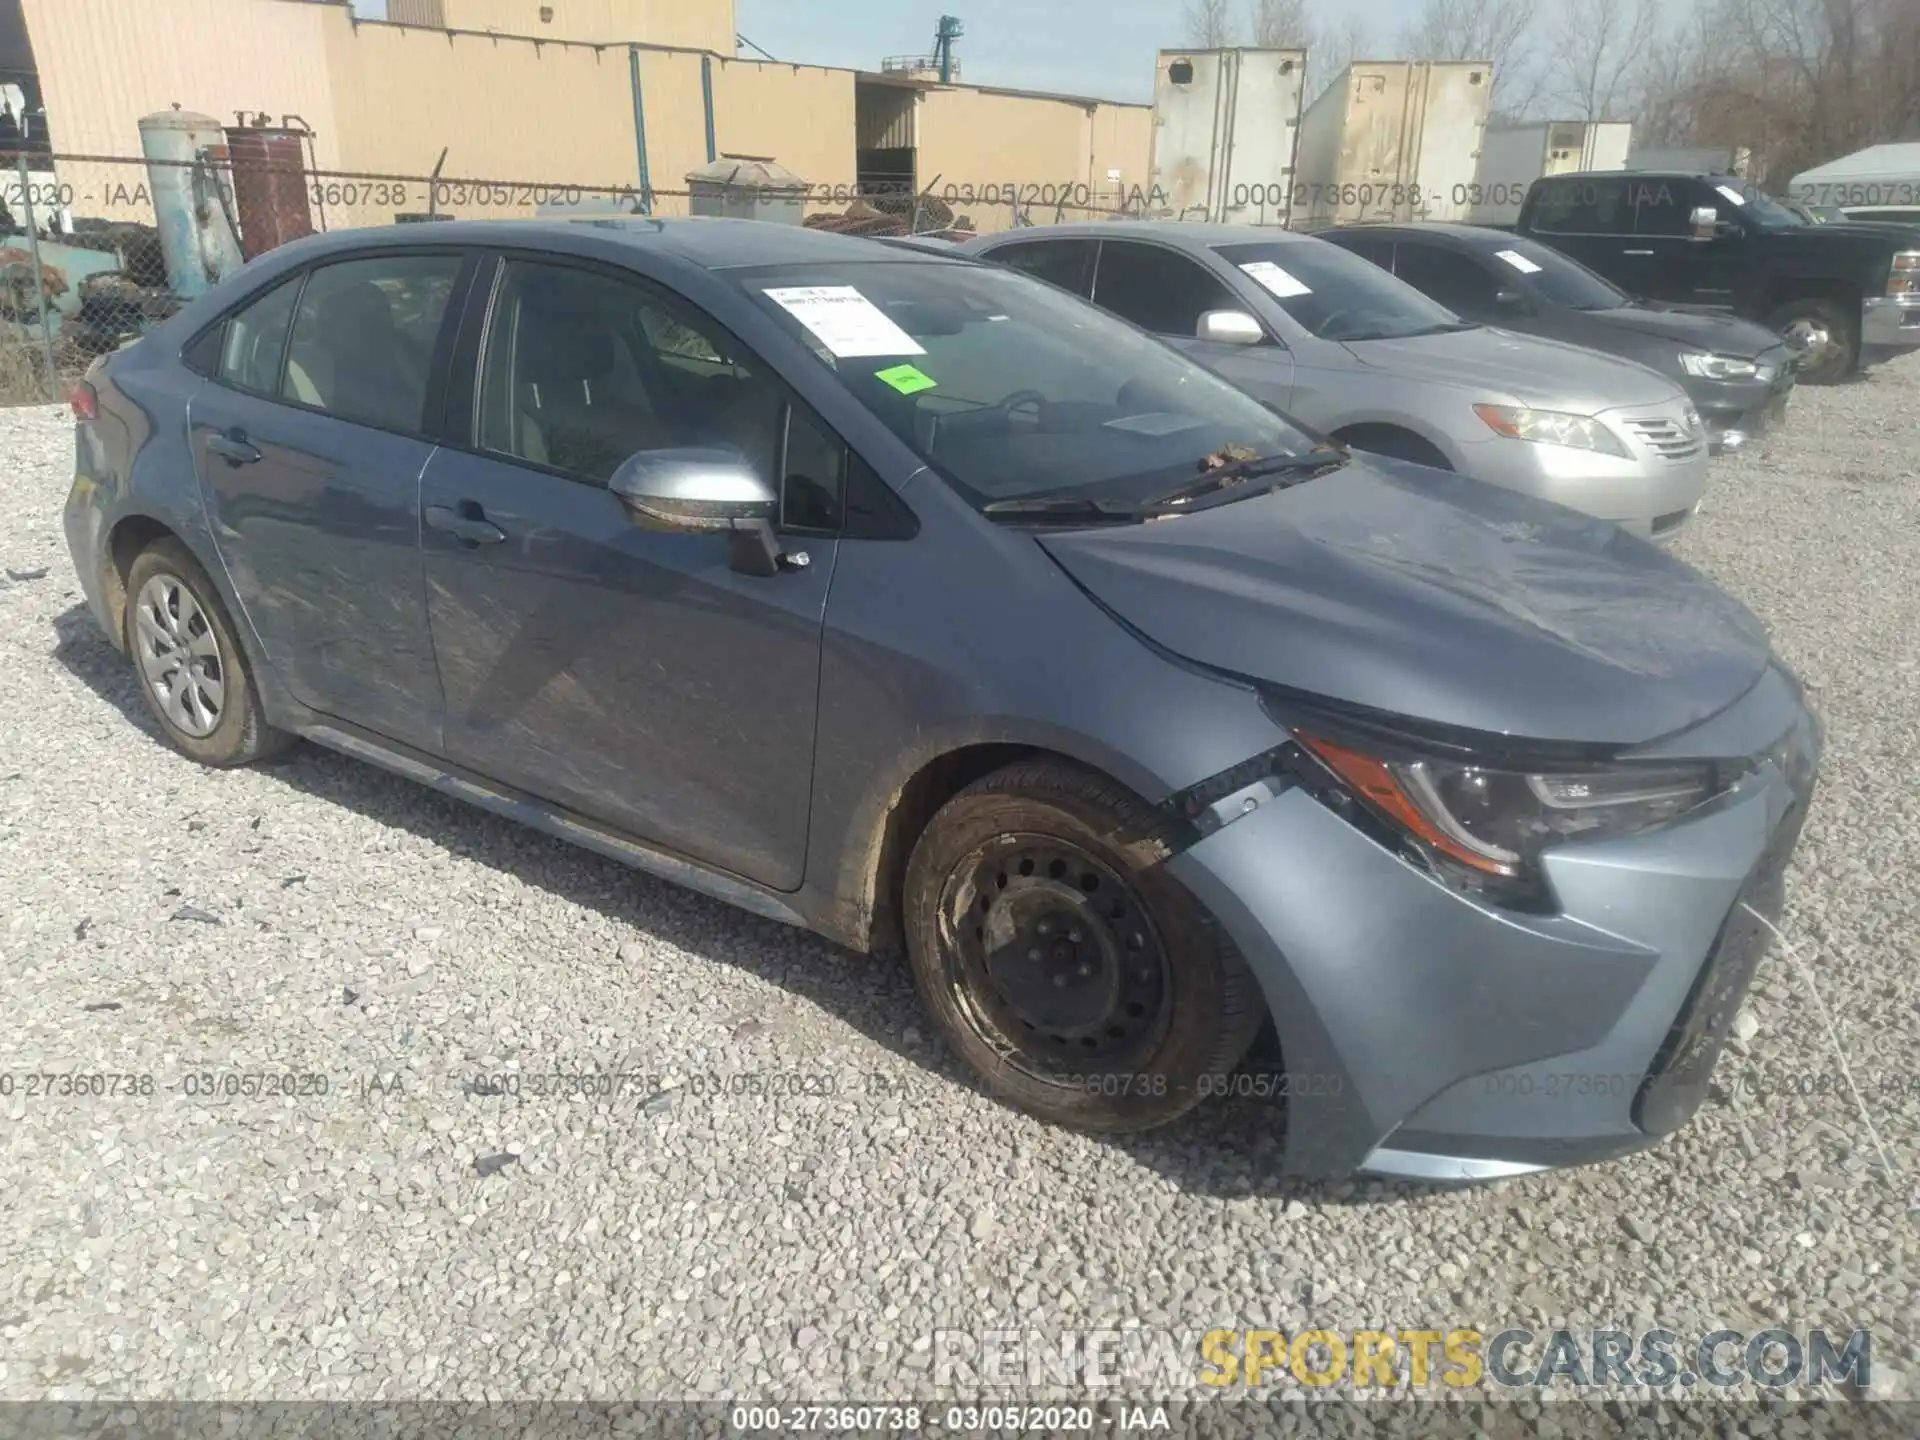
[424,502,507,546]
[205,430,261,465]
[1623,249,1654,256]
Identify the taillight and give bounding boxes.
[70,381,98,422]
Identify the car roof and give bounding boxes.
[973,221,1325,248]
[1321,222,1530,249]
[255,216,940,272]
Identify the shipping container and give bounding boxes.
[1469,120,1632,227]
[1290,59,1492,229]
[1147,47,1306,226]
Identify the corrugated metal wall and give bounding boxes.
[856,83,917,153]
[19,0,345,224]
[385,0,447,28]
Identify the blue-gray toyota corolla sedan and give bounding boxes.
[63,219,1820,1182]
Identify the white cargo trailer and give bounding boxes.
[1290,59,1493,229]
[1469,120,1633,227]
[1147,47,1307,226]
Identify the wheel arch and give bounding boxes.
[101,512,184,652]
[1330,420,1458,471]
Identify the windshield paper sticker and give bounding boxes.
[1715,184,1748,206]
[1238,261,1312,298]
[875,363,937,395]
[762,286,926,357]
[1495,249,1543,274]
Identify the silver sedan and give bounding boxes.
[966,222,1712,542]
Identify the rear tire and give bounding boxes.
[122,538,294,768]
[1766,297,1856,385]
[902,759,1266,1132]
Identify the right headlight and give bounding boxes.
[1888,251,1920,296]
[1678,351,1761,381]
[1294,731,1734,897]
[1472,403,1630,458]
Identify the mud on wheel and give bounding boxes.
[903,759,1266,1131]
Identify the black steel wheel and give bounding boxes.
[903,759,1267,1131]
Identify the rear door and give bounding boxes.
[189,250,472,752]
[416,254,839,892]
[1088,238,1295,405]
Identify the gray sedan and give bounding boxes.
[967,222,1712,542]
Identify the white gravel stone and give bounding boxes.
[1,363,1916,1406]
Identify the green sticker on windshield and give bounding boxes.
[875,363,937,395]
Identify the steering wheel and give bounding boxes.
[993,388,1048,427]
[1313,309,1361,339]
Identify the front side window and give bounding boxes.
[1092,241,1241,337]
[1213,240,1465,342]
[216,276,302,395]
[1390,243,1499,318]
[740,259,1315,510]
[477,260,841,528]
[1629,179,1699,238]
[281,254,462,433]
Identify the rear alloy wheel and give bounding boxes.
[123,538,293,767]
[903,760,1266,1131]
[1766,297,1856,385]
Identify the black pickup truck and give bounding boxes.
[1513,170,1920,383]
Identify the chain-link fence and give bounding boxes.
[0,147,1184,407]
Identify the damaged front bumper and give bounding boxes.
[1161,667,1819,1182]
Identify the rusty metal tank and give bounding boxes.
[224,121,315,259]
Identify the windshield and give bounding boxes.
[1211,239,1465,341]
[739,260,1315,510]
[1718,181,1802,230]
[1487,236,1629,311]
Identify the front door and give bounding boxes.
[1625,178,1743,309]
[189,251,469,752]
[418,257,839,892]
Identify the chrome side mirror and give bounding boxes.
[608,447,791,577]
[1689,206,1719,242]
[1196,309,1265,346]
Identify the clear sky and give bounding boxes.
[350,1,1423,105]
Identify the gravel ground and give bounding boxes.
[0,368,1915,1412]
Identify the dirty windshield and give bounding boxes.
[740,260,1313,509]
[1212,239,1466,341]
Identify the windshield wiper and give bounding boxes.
[1144,447,1348,514]
[980,494,1144,524]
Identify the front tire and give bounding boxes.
[902,759,1266,1132]
[1766,297,1856,385]
[122,538,293,767]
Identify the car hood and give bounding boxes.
[1342,326,1680,410]
[1583,303,1785,359]
[1038,458,1772,746]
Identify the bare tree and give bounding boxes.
[1401,0,1540,115]
[1247,0,1312,47]
[1184,0,1238,46]
[1310,12,1376,99]
[1547,0,1658,119]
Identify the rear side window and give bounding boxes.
[1392,243,1499,317]
[990,238,1096,296]
[1093,241,1239,337]
[1528,178,1628,235]
[280,254,463,434]
[216,276,302,394]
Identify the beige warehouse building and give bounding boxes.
[6,0,1151,234]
